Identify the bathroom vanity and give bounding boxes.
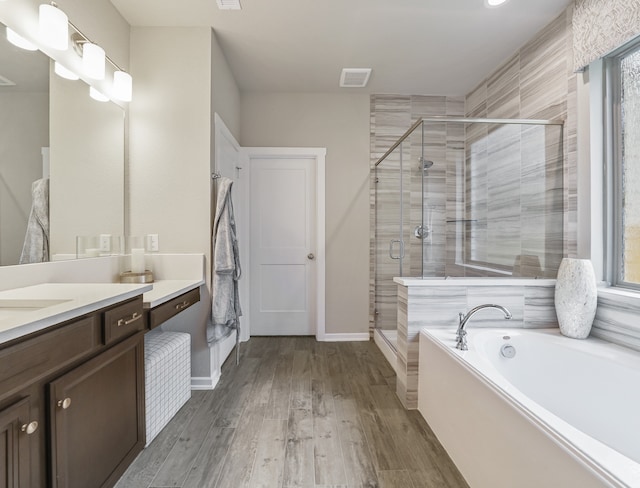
[0,283,151,487]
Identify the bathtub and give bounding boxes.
[418,327,640,488]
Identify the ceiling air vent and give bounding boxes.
[340,68,371,88]
[0,75,16,87]
[216,0,242,10]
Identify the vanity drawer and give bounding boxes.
[103,296,144,345]
[0,315,101,401]
[147,288,200,330]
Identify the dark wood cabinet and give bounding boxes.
[0,397,35,488]
[146,288,200,330]
[0,294,146,488]
[49,334,145,488]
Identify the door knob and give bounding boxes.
[307,253,315,260]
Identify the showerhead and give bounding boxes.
[419,157,434,171]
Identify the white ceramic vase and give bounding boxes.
[554,258,597,339]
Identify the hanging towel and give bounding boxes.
[19,178,49,264]
[208,176,242,344]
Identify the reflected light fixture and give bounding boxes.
[82,42,106,79]
[54,61,79,80]
[113,71,132,102]
[89,86,109,102]
[6,28,38,51]
[39,3,68,50]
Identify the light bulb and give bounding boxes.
[6,28,38,51]
[39,4,68,50]
[54,61,79,80]
[113,71,132,102]
[89,86,109,102]
[83,42,105,80]
[485,0,509,6]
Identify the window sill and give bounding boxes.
[597,284,640,301]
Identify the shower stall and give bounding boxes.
[373,117,564,351]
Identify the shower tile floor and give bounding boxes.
[115,337,468,488]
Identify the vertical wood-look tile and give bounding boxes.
[249,419,288,488]
[182,427,235,488]
[312,379,347,485]
[266,352,294,419]
[377,470,416,488]
[114,391,207,488]
[290,349,312,409]
[116,338,470,488]
[282,408,314,488]
[214,404,267,488]
[214,358,261,428]
[334,398,379,487]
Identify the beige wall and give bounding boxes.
[211,30,240,141]
[129,27,212,376]
[241,92,370,335]
[129,27,241,377]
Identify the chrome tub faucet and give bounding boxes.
[456,304,512,351]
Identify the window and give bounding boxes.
[609,41,640,287]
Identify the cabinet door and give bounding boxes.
[0,397,36,488]
[49,333,145,488]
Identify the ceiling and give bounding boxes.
[110,0,574,96]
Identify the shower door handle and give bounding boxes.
[389,240,405,260]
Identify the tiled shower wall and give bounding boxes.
[465,8,577,260]
[370,6,577,331]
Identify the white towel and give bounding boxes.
[209,177,242,343]
[19,178,49,264]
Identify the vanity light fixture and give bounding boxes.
[82,42,106,80]
[6,28,38,51]
[89,86,109,102]
[70,31,133,100]
[113,71,132,102]
[54,61,79,80]
[39,3,68,50]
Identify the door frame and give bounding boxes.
[242,147,326,341]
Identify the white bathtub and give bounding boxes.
[418,327,640,488]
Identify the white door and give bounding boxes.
[250,157,316,335]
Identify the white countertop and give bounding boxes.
[0,283,152,346]
[143,279,205,309]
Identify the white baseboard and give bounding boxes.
[321,332,370,342]
[218,332,237,365]
[193,333,238,391]
[191,372,220,390]
[373,329,398,374]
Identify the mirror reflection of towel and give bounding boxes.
[19,178,49,264]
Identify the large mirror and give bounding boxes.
[0,22,125,266]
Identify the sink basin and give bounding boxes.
[0,299,72,320]
[0,299,72,310]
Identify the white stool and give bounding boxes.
[144,330,191,446]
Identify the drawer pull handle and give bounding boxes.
[175,301,190,311]
[117,312,141,327]
[57,398,71,410]
[21,421,38,435]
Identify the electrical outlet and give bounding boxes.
[99,234,111,253]
[147,234,159,252]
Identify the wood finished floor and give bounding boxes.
[115,337,469,488]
